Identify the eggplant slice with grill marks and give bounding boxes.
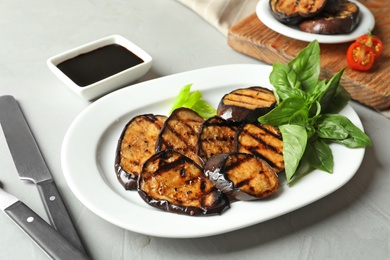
[269,0,327,25]
[197,116,239,163]
[204,153,279,201]
[115,114,167,190]
[236,123,284,174]
[138,149,230,216]
[217,86,276,123]
[156,107,204,166]
[299,0,360,35]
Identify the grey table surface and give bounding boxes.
[0,1,389,259]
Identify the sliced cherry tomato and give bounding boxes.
[346,42,375,71]
[356,33,383,59]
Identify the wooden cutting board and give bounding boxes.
[227,0,390,111]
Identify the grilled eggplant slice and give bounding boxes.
[197,116,239,163]
[270,0,327,25]
[138,150,230,216]
[236,123,284,173]
[217,86,276,123]
[204,153,279,201]
[299,0,360,34]
[156,107,204,166]
[115,114,167,190]
[322,0,343,14]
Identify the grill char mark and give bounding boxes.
[198,116,239,162]
[217,86,277,123]
[204,153,279,201]
[236,123,284,173]
[115,114,167,190]
[156,108,204,166]
[138,149,230,216]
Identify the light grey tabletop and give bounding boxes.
[0,1,389,259]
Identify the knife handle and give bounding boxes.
[37,180,88,256]
[5,200,89,260]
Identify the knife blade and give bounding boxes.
[0,95,87,255]
[0,186,89,260]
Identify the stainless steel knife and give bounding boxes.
[0,95,87,255]
[0,185,88,260]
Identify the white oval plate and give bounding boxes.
[256,0,375,44]
[62,64,365,238]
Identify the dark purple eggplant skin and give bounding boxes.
[204,153,257,201]
[138,150,230,216]
[116,169,138,190]
[115,118,137,190]
[203,153,240,200]
[299,15,359,35]
[299,0,360,35]
[217,86,276,123]
[138,188,230,216]
[204,153,279,201]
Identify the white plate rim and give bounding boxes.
[61,64,365,238]
[256,0,375,44]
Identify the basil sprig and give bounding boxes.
[259,40,372,183]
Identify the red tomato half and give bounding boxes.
[356,34,383,59]
[346,42,375,71]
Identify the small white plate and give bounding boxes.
[256,0,375,44]
[47,35,152,101]
[62,64,365,238]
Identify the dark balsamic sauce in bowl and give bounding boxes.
[57,44,144,87]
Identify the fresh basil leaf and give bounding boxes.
[316,116,349,140]
[306,124,316,139]
[312,101,322,118]
[307,79,327,105]
[305,139,333,173]
[269,63,305,101]
[289,109,309,126]
[323,85,351,114]
[320,114,372,147]
[258,96,307,125]
[286,157,314,186]
[191,99,216,119]
[307,81,328,117]
[288,40,320,93]
[169,84,192,114]
[257,40,370,182]
[319,69,345,111]
[279,124,307,183]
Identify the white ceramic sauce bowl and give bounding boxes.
[47,35,152,101]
